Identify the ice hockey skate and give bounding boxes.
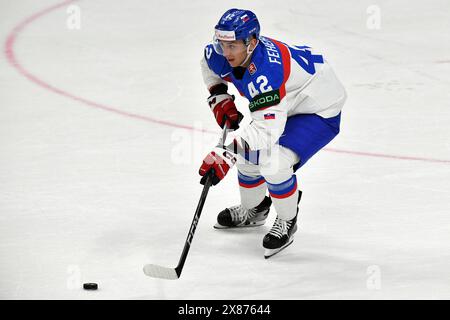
[263,191,302,258]
[214,196,272,229]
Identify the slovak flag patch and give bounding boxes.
[248,62,257,75]
[264,113,276,120]
[241,14,250,22]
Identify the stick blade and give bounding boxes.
[143,264,179,280]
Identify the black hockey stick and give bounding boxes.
[143,173,213,279]
[143,125,230,280]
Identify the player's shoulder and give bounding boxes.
[248,37,286,88]
[203,44,232,77]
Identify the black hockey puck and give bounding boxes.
[83,283,98,290]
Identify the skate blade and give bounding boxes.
[213,220,266,229]
[264,237,294,259]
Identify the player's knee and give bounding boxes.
[259,159,293,184]
[236,161,260,178]
[259,146,298,184]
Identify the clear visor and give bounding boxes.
[212,35,248,56]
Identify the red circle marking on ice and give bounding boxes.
[4,0,214,134]
[4,0,450,165]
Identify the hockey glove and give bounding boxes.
[199,148,236,186]
[208,93,242,130]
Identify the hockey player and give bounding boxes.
[198,9,347,258]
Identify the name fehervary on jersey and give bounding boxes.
[260,37,281,65]
[178,304,213,318]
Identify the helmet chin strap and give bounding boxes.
[239,40,259,67]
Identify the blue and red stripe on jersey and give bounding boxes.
[266,175,298,199]
[238,171,266,188]
[270,38,291,100]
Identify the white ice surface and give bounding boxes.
[0,0,449,299]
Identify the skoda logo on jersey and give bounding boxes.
[249,89,281,112]
[248,62,257,75]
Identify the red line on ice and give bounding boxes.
[4,0,450,165]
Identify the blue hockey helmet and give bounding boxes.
[214,9,260,43]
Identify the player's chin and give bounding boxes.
[227,59,238,67]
